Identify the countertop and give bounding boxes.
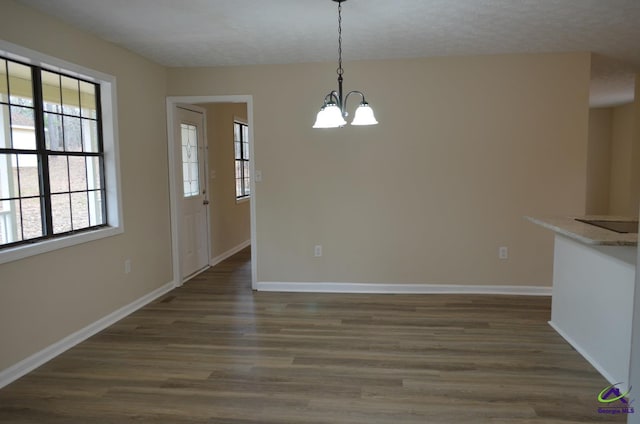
[526,215,638,246]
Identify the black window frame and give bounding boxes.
[234,120,250,200]
[0,55,107,250]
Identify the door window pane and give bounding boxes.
[181,123,199,197]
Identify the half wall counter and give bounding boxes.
[527,216,637,390]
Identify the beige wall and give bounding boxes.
[200,103,250,259]
[0,1,171,370]
[586,108,613,214]
[168,52,591,286]
[609,103,637,215]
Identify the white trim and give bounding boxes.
[211,239,251,267]
[166,95,257,290]
[0,227,123,265]
[548,320,619,388]
[255,281,552,295]
[0,280,176,390]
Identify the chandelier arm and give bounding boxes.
[344,90,367,107]
[323,91,341,107]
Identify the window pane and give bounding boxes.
[0,59,8,103]
[51,193,71,233]
[68,156,87,191]
[244,178,250,196]
[82,119,99,152]
[80,81,97,119]
[0,154,19,199]
[44,112,64,151]
[63,116,82,151]
[0,199,22,244]
[88,189,103,226]
[61,76,80,116]
[235,161,242,179]
[0,104,11,148]
[8,61,33,107]
[21,197,42,240]
[234,141,241,159]
[71,192,89,230]
[49,155,69,193]
[16,154,39,197]
[235,179,242,198]
[41,71,62,113]
[242,125,248,143]
[243,162,250,180]
[10,106,36,150]
[86,156,101,190]
[243,141,249,159]
[234,123,240,141]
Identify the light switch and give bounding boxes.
[255,170,262,182]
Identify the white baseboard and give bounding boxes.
[548,320,618,388]
[210,239,251,267]
[256,281,552,296]
[0,280,176,390]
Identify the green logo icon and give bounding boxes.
[598,383,631,404]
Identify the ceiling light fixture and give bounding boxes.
[313,0,378,129]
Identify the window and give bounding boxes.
[0,41,121,263]
[234,121,250,199]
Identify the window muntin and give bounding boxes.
[234,121,250,199]
[0,56,106,249]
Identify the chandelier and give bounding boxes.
[313,0,378,128]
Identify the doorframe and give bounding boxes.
[166,95,257,289]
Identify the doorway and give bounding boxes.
[166,95,257,288]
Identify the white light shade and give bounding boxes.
[313,104,346,128]
[351,104,378,126]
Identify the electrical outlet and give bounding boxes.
[314,245,322,257]
[499,246,508,260]
[124,259,132,274]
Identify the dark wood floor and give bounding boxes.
[0,247,624,423]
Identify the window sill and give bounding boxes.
[0,226,123,265]
[236,196,250,204]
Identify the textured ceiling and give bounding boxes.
[15,0,640,106]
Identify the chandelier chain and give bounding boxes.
[337,1,343,76]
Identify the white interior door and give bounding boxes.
[174,105,209,281]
